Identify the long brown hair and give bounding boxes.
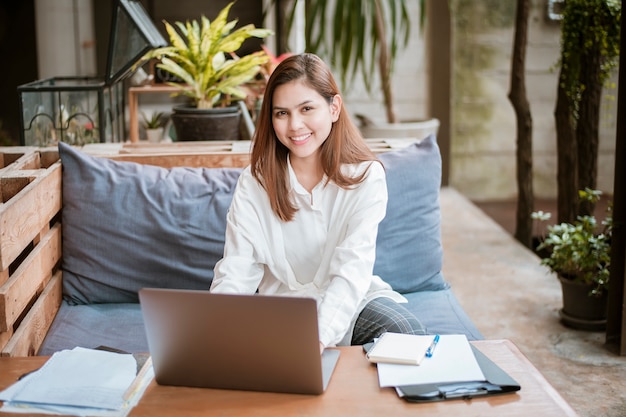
[251,53,378,221]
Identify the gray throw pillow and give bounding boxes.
[374,134,447,293]
[59,142,242,305]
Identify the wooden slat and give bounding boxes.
[0,162,62,271]
[79,138,419,169]
[104,152,252,168]
[121,140,245,153]
[0,224,61,332]
[38,148,60,169]
[82,141,252,168]
[0,323,12,352]
[0,149,40,172]
[82,141,248,156]
[0,148,35,171]
[1,174,35,204]
[1,270,62,357]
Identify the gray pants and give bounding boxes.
[351,297,427,345]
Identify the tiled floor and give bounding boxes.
[440,190,625,417]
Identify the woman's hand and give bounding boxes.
[319,341,325,354]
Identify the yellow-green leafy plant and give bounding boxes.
[140,2,273,109]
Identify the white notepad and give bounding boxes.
[376,334,486,388]
[366,333,435,365]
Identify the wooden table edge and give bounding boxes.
[473,339,580,417]
[0,339,580,417]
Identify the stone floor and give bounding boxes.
[440,188,625,417]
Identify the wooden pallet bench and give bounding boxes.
[0,139,416,356]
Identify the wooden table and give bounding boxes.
[0,340,579,416]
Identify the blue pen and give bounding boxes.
[425,334,440,358]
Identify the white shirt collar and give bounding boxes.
[286,154,327,195]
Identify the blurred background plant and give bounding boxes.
[141,111,165,129]
[276,0,416,124]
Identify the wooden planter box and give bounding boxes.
[0,147,62,356]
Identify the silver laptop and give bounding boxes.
[138,288,340,395]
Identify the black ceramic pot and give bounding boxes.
[558,275,608,331]
[171,105,241,141]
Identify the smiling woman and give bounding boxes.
[271,80,341,190]
[210,53,428,351]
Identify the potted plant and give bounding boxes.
[139,2,273,141]
[533,188,613,330]
[141,111,165,143]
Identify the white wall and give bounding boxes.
[35,0,96,78]
[447,0,617,201]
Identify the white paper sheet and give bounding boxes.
[0,347,153,417]
[376,334,486,388]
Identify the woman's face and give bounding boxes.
[271,80,341,165]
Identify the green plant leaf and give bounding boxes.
[138,1,272,108]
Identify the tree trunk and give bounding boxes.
[554,67,578,224]
[576,45,602,217]
[374,0,397,124]
[508,0,533,249]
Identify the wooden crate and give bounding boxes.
[0,147,62,356]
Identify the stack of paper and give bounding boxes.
[0,347,154,417]
[375,334,485,388]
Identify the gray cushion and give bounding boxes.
[59,142,242,304]
[403,289,483,340]
[38,288,482,355]
[39,302,148,355]
[374,134,447,293]
[60,136,445,303]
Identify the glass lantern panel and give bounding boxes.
[107,0,166,85]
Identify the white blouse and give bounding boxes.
[210,158,405,347]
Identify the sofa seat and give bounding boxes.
[39,135,482,356]
[39,286,481,356]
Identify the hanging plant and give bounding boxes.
[554,0,620,223]
[558,0,620,120]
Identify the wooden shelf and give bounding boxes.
[127,85,181,143]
